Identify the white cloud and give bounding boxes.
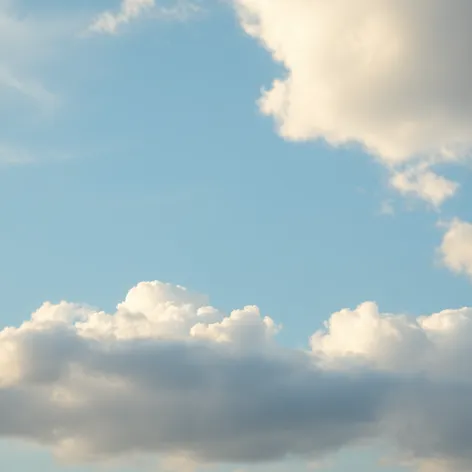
[3,280,472,471]
[389,166,459,208]
[310,300,472,375]
[233,0,472,205]
[89,0,201,34]
[89,0,155,34]
[311,301,472,471]
[438,219,472,279]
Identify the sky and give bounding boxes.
[2,1,472,471]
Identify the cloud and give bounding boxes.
[0,145,72,167]
[0,145,36,165]
[389,166,459,208]
[0,67,57,110]
[438,219,472,279]
[89,0,155,34]
[2,281,472,471]
[233,0,472,205]
[0,2,87,169]
[379,200,395,216]
[311,301,472,471]
[89,0,201,34]
[0,1,72,110]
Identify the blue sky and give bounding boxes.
[2,1,472,472]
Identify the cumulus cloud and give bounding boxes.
[438,219,472,278]
[389,166,459,208]
[89,0,201,34]
[311,300,472,471]
[2,281,472,471]
[233,0,472,205]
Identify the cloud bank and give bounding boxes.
[2,281,472,471]
[233,0,472,205]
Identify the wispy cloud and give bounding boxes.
[0,67,58,110]
[89,0,201,35]
[0,3,83,168]
[379,199,395,216]
[0,2,78,111]
[0,145,72,167]
[0,146,36,166]
[89,0,155,34]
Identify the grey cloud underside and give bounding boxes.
[2,326,472,468]
[385,381,472,468]
[0,331,389,462]
[4,281,472,472]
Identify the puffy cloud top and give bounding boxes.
[2,281,472,471]
[439,219,472,279]
[234,0,472,205]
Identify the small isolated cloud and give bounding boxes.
[3,281,472,471]
[232,0,472,205]
[438,219,472,279]
[390,166,458,208]
[380,200,395,216]
[89,0,201,34]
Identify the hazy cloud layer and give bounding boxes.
[2,281,472,471]
[233,0,472,205]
